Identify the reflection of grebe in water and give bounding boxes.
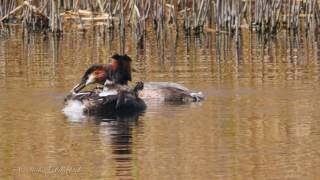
[63,111,143,179]
[96,113,143,179]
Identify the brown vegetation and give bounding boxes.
[0,1,319,38]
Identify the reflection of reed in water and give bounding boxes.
[212,29,320,84]
[0,29,58,88]
[0,27,320,88]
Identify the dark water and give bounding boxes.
[1,27,320,180]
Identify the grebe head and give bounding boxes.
[72,54,133,93]
[73,64,107,93]
[110,54,132,84]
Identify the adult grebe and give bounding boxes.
[64,54,146,115]
[72,54,204,103]
[65,81,146,115]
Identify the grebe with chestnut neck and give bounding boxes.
[71,54,204,103]
[64,54,203,116]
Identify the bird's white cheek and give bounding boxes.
[86,74,96,85]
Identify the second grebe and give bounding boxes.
[65,81,146,115]
[72,54,204,103]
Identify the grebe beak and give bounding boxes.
[72,82,86,93]
[72,73,97,93]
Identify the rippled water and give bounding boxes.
[0,26,320,180]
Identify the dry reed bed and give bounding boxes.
[0,0,319,39]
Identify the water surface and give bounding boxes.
[0,27,320,179]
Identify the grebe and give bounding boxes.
[71,54,204,103]
[72,54,132,93]
[64,54,146,115]
[65,81,146,115]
